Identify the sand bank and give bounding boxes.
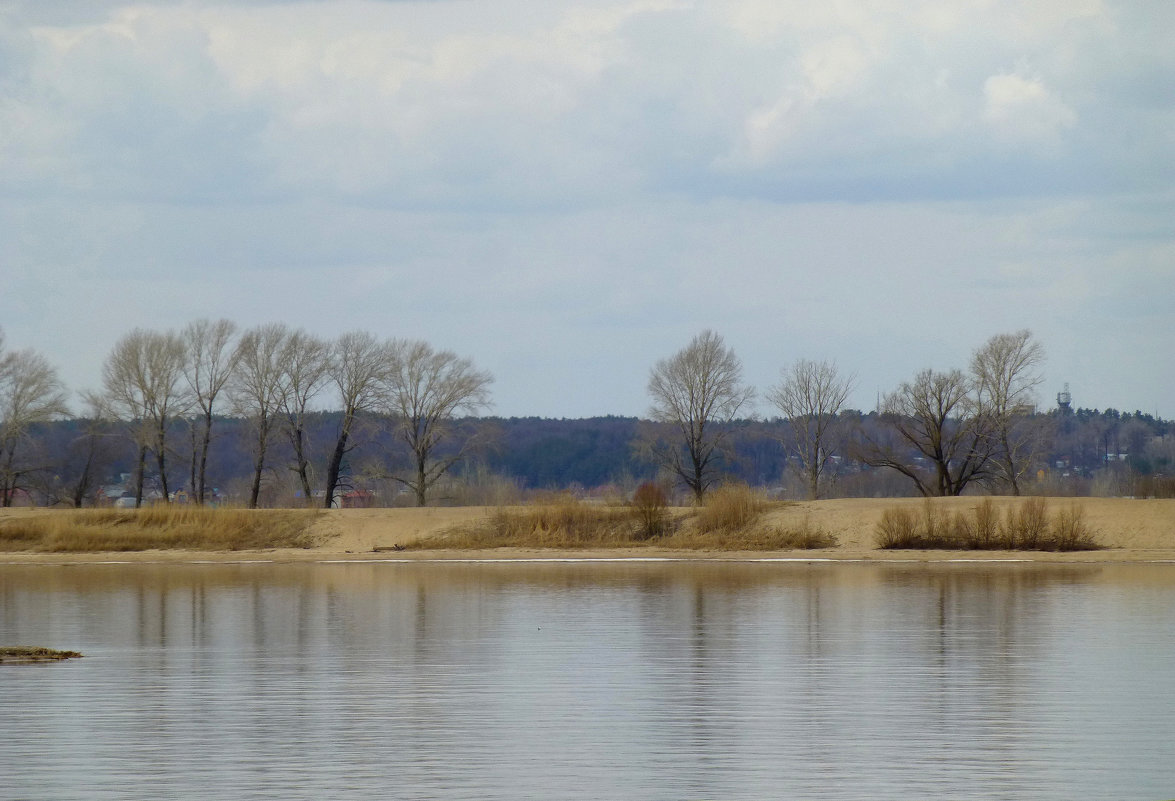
[1,497,1171,564]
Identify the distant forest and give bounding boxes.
[3,323,1171,507]
[11,406,1173,507]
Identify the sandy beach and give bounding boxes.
[1,496,1172,564]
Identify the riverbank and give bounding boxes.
[1,497,1172,564]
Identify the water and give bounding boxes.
[2,560,1174,800]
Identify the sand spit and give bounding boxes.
[0,497,1172,565]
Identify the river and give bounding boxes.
[2,560,1174,800]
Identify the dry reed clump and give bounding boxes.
[0,646,83,664]
[876,498,1101,551]
[0,507,321,552]
[631,482,670,540]
[424,495,642,549]
[660,516,836,550]
[416,487,832,551]
[694,484,769,533]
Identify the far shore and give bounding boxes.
[1,497,1172,565]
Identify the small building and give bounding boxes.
[340,489,376,509]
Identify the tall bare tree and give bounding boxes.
[860,368,993,496]
[324,331,391,508]
[182,318,239,504]
[0,332,70,506]
[231,323,290,508]
[382,339,493,506]
[101,329,189,506]
[767,359,854,499]
[971,330,1045,495]
[63,391,116,508]
[646,330,754,503]
[277,329,330,504]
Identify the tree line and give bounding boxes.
[641,328,1171,501]
[1,322,491,508]
[1,324,1171,507]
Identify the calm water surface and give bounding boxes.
[2,560,1174,800]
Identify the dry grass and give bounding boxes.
[631,482,670,540]
[876,498,1102,551]
[426,497,643,549]
[0,507,322,552]
[413,487,835,551]
[661,516,837,550]
[0,646,83,664]
[695,484,769,533]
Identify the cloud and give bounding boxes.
[0,0,1171,417]
[983,73,1076,145]
[1,0,1168,208]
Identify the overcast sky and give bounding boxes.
[1,0,1172,419]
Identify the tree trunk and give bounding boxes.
[134,443,147,508]
[189,422,198,498]
[250,452,265,508]
[290,426,313,504]
[72,443,95,508]
[690,454,705,504]
[249,417,272,509]
[323,408,357,509]
[198,409,214,504]
[1002,431,1021,496]
[324,430,349,508]
[155,447,170,502]
[0,447,11,507]
[415,454,428,507]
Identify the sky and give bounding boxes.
[1,0,1172,419]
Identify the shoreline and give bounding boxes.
[2,496,1172,565]
[5,546,1175,566]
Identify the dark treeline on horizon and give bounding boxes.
[3,322,1173,508]
[8,406,1173,508]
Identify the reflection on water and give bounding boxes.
[2,561,1174,800]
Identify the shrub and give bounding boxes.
[631,482,670,540]
[1052,504,1100,551]
[876,498,1102,552]
[1005,496,1049,549]
[876,506,919,548]
[766,518,838,549]
[436,496,638,549]
[970,498,1000,548]
[0,508,321,552]
[696,484,767,534]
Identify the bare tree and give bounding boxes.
[100,329,189,506]
[231,323,290,508]
[646,330,754,503]
[182,318,239,504]
[971,330,1045,495]
[382,339,493,506]
[860,368,993,496]
[323,331,391,508]
[767,359,854,499]
[63,391,117,508]
[277,329,330,505]
[0,333,70,506]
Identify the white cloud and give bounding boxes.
[983,72,1077,145]
[0,0,1172,417]
[3,0,1158,206]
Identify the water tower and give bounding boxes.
[1057,382,1072,414]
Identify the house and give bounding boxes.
[340,489,375,509]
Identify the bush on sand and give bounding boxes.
[876,498,1101,551]
[0,507,321,552]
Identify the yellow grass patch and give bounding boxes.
[0,647,83,664]
[410,489,835,551]
[0,507,321,552]
[875,498,1102,551]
